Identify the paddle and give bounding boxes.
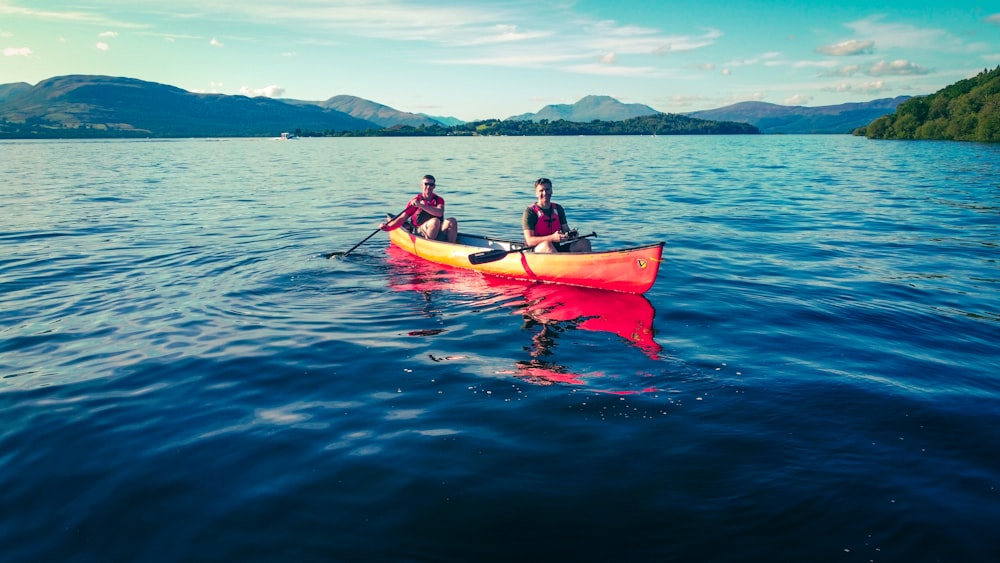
[326,209,407,259]
[468,232,596,265]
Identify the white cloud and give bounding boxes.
[3,46,32,57]
[210,37,224,47]
[821,80,888,94]
[793,60,839,70]
[455,24,552,46]
[725,52,782,68]
[845,16,962,52]
[867,59,929,76]
[816,39,875,56]
[821,64,861,77]
[784,94,813,105]
[96,42,109,51]
[855,80,890,94]
[240,84,285,98]
[98,31,118,38]
[985,14,1000,25]
[599,52,616,64]
[191,81,226,94]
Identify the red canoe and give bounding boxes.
[387,227,664,294]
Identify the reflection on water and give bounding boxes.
[384,245,661,388]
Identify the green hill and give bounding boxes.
[854,66,1000,142]
[0,75,376,138]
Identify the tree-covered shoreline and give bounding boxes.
[1,112,759,140]
[854,66,999,142]
[309,113,759,137]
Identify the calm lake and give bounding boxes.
[2,135,998,561]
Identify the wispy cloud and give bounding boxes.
[724,52,783,68]
[816,39,875,56]
[31,1,718,79]
[210,37,224,47]
[845,16,966,52]
[985,14,1000,25]
[453,24,552,46]
[821,80,889,94]
[3,46,33,57]
[562,63,666,78]
[821,64,862,77]
[866,59,929,76]
[96,42,109,51]
[0,3,146,28]
[794,60,840,70]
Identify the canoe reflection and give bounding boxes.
[385,245,662,368]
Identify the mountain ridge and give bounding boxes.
[686,97,910,134]
[0,74,912,138]
[507,95,660,123]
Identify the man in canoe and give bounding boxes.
[380,174,458,243]
[522,178,591,253]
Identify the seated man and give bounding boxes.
[381,174,458,243]
[522,178,591,253]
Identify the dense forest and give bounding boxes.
[303,112,759,137]
[854,66,999,142]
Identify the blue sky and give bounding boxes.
[2,0,998,121]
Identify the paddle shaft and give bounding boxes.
[329,209,407,258]
[468,232,596,265]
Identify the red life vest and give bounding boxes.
[531,203,563,236]
[407,194,443,227]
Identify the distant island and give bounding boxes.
[854,66,999,142]
[331,113,759,137]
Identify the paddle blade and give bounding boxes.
[468,248,510,265]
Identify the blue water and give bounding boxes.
[2,136,998,561]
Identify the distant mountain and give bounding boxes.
[0,75,376,138]
[686,97,910,134]
[0,74,920,139]
[854,66,999,142]
[421,113,464,127]
[315,95,440,128]
[0,82,32,103]
[508,95,660,122]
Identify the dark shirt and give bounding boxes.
[522,203,568,234]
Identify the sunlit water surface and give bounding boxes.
[2,135,998,561]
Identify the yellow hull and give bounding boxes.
[388,228,663,294]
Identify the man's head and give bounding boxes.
[534,178,552,202]
[421,174,436,197]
